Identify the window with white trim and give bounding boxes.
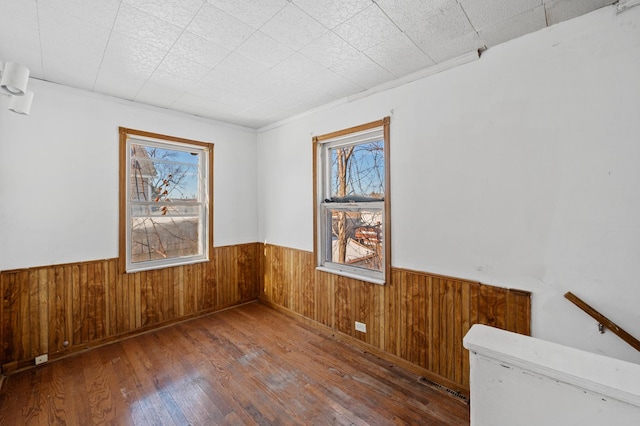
[314,118,390,284]
[119,128,213,273]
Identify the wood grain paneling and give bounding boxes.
[0,243,260,372]
[260,244,531,394]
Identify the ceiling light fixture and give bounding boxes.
[0,61,34,115]
[8,90,34,115]
[1,62,30,95]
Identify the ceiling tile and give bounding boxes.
[169,31,231,69]
[187,81,233,99]
[172,93,243,119]
[405,2,481,61]
[545,0,615,25]
[135,82,184,108]
[422,31,483,63]
[376,0,455,32]
[113,3,184,51]
[329,52,395,88]
[304,68,364,99]
[217,94,263,111]
[333,4,402,51]
[147,62,208,96]
[38,5,112,85]
[39,60,99,91]
[208,0,288,29]
[200,53,270,89]
[260,3,327,51]
[266,53,324,85]
[1,0,38,31]
[293,0,371,29]
[214,78,281,109]
[0,1,41,76]
[2,0,37,19]
[99,32,165,77]
[299,32,359,67]
[235,32,294,68]
[188,3,255,50]
[146,72,194,93]
[285,82,337,107]
[121,0,205,28]
[365,33,436,77]
[460,0,543,31]
[93,68,147,100]
[243,94,307,118]
[154,53,210,84]
[479,6,547,48]
[37,0,120,29]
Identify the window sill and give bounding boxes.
[126,256,209,274]
[315,266,385,285]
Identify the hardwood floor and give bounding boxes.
[0,302,470,425]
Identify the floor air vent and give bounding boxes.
[419,377,469,404]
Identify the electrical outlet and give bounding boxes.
[355,321,367,333]
[35,354,48,365]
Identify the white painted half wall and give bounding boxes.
[464,324,640,426]
[0,80,258,270]
[257,5,640,363]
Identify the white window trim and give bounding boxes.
[315,122,388,285]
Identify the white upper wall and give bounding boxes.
[257,5,640,363]
[0,79,258,270]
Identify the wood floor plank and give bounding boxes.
[0,302,469,425]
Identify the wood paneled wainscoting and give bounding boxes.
[0,243,260,373]
[260,244,531,396]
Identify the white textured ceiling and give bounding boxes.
[0,0,615,128]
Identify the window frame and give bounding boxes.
[119,127,214,273]
[313,117,391,285]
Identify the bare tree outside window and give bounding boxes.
[329,141,384,271]
[130,144,202,263]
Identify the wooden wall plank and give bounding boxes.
[1,273,19,363]
[0,243,260,372]
[460,282,471,387]
[453,279,463,385]
[432,276,442,376]
[49,267,64,355]
[106,260,116,337]
[79,264,88,344]
[425,275,434,373]
[478,283,507,330]
[300,251,315,320]
[334,276,351,335]
[28,271,39,358]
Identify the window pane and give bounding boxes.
[325,207,383,272]
[129,141,206,264]
[330,140,384,200]
[131,216,200,263]
[130,144,200,202]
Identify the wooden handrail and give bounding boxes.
[564,292,640,352]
